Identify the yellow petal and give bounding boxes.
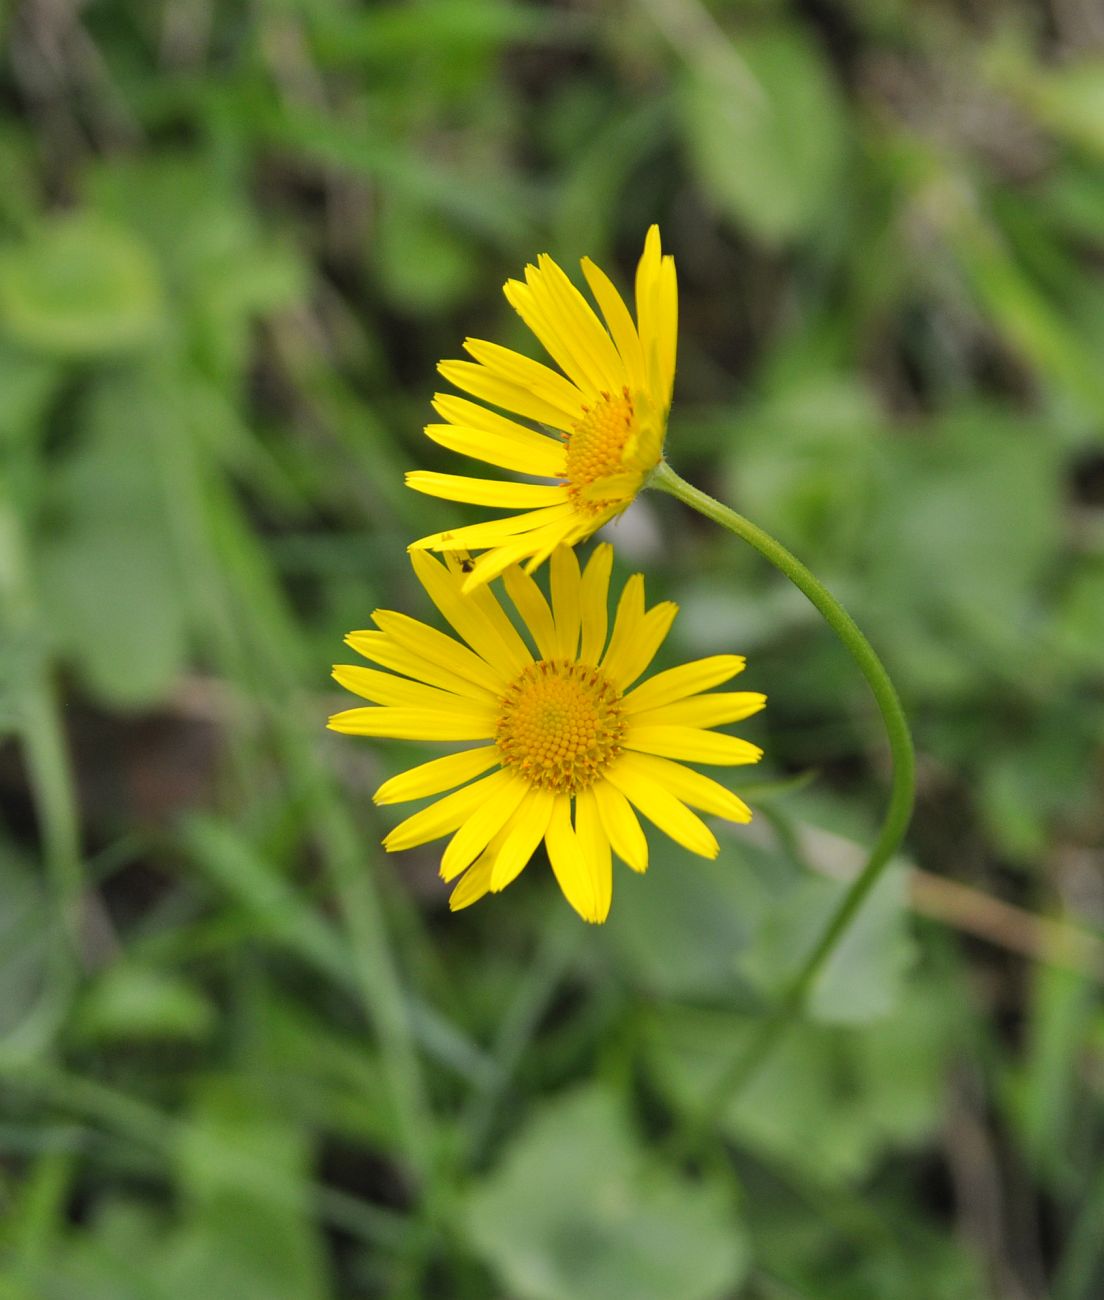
[615,752,752,823]
[578,543,613,664]
[635,225,665,401]
[373,746,500,805]
[580,255,646,395]
[600,600,677,692]
[439,359,574,432]
[461,339,584,421]
[409,504,577,553]
[592,778,649,873]
[549,546,582,659]
[372,610,506,696]
[423,422,566,480]
[461,516,580,591]
[409,550,531,677]
[491,786,556,891]
[529,254,624,393]
[544,795,600,922]
[622,655,746,713]
[439,774,531,881]
[624,725,763,766]
[332,663,472,709]
[517,510,596,579]
[574,787,613,923]
[327,705,495,741]
[657,251,677,410]
[383,769,515,851]
[448,850,496,911]
[504,263,620,398]
[631,692,767,729]
[604,756,719,859]
[344,629,496,703]
[502,565,558,659]
[405,471,568,509]
[598,572,645,677]
[443,551,535,669]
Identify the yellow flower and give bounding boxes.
[406,226,677,589]
[328,545,765,923]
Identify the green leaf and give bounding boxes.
[810,862,913,1023]
[644,986,948,1187]
[38,371,189,708]
[603,837,785,1003]
[375,196,479,313]
[1055,562,1104,674]
[646,1008,879,1185]
[867,409,1063,695]
[976,707,1099,866]
[0,215,163,358]
[73,964,215,1044]
[679,28,847,245]
[724,377,880,563]
[607,814,911,1023]
[464,1087,749,1300]
[166,1082,329,1300]
[0,342,60,446]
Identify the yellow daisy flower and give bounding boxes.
[406,226,677,590]
[328,545,765,923]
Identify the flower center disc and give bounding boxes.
[564,389,635,513]
[496,659,625,793]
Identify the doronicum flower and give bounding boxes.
[328,545,765,923]
[406,226,677,589]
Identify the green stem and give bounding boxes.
[649,460,915,1146]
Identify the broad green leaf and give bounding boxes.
[866,409,1063,695]
[42,522,187,707]
[464,1087,749,1300]
[375,196,479,312]
[725,377,881,562]
[607,808,911,1023]
[0,215,163,358]
[603,837,788,1002]
[679,28,847,244]
[38,372,189,707]
[646,1007,881,1185]
[645,985,949,1186]
[810,862,913,1022]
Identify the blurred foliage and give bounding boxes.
[1,0,1103,1296]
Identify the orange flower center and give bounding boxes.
[564,388,635,513]
[496,659,625,793]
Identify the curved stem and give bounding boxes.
[649,459,915,1150]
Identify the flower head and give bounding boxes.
[406,226,677,590]
[328,545,765,923]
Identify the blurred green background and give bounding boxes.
[1,0,1103,1296]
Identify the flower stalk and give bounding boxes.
[649,459,916,1145]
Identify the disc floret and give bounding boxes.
[496,659,626,793]
[564,387,635,512]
